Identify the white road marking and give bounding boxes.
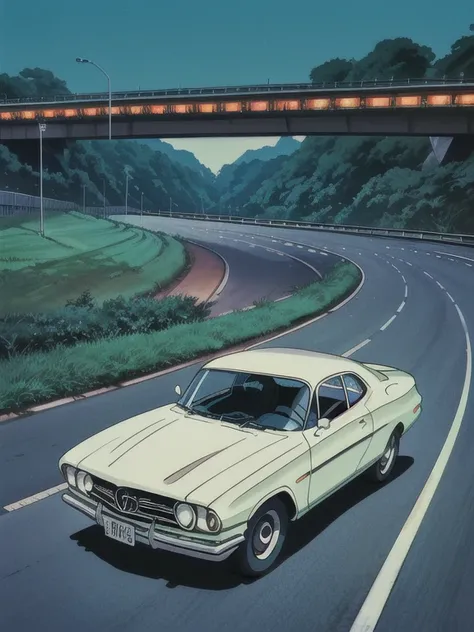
[350,301,472,632]
[272,239,277,243]
[426,252,430,255]
[401,275,406,283]
[297,245,303,249]
[320,251,328,256]
[449,258,454,262]
[342,339,371,357]
[405,261,412,266]
[284,242,293,246]
[4,483,67,512]
[446,292,455,303]
[342,247,346,250]
[308,249,316,253]
[466,263,472,267]
[434,251,474,263]
[404,286,408,298]
[436,281,444,290]
[380,314,397,331]
[374,253,379,257]
[436,255,441,258]
[424,271,433,279]
[397,301,405,313]
[386,246,390,249]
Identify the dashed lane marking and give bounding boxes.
[397,301,405,313]
[4,483,67,512]
[342,339,371,358]
[380,314,397,331]
[424,271,433,279]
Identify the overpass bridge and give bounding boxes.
[1,78,474,140]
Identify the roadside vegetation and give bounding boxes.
[0,261,361,413]
[0,211,187,314]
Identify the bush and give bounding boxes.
[0,293,211,358]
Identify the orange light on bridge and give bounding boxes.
[366,97,391,108]
[43,110,57,118]
[274,100,300,111]
[250,101,269,111]
[427,95,452,106]
[151,105,165,114]
[396,95,421,107]
[130,106,143,115]
[306,98,330,110]
[224,102,241,112]
[84,108,98,116]
[0,111,12,120]
[336,97,360,108]
[174,104,187,114]
[64,109,78,117]
[199,103,215,113]
[456,94,474,105]
[23,110,35,119]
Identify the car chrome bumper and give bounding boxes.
[62,492,244,562]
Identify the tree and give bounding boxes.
[345,38,435,81]
[433,36,474,78]
[309,58,354,83]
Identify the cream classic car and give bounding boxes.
[59,348,422,577]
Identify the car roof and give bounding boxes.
[204,348,363,386]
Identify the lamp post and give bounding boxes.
[102,178,106,218]
[76,57,112,140]
[125,173,130,215]
[38,122,46,237]
[140,192,144,226]
[81,184,86,214]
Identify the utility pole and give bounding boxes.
[102,178,106,218]
[169,196,172,215]
[125,173,129,215]
[38,122,46,237]
[140,191,144,226]
[82,184,86,214]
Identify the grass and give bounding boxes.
[0,211,186,314]
[0,261,362,413]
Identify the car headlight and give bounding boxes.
[64,465,77,487]
[196,506,222,533]
[76,471,94,495]
[174,503,197,530]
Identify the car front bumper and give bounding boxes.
[62,490,244,562]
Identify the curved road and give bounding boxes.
[0,218,473,632]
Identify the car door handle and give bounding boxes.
[359,419,367,426]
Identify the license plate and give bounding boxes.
[103,516,135,546]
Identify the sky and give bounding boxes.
[1,0,473,171]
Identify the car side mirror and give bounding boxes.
[175,385,182,396]
[317,417,331,431]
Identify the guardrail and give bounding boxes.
[2,77,474,106]
[134,210,474,247]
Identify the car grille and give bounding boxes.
[90,475,179,528]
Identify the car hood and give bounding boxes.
[63,405,296,505]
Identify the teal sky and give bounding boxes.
[1,0,472,171]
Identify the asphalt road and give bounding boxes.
[0,218,473,632]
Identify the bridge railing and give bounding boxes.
[133,210,474,247]
[3,77,474,106]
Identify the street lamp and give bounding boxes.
[76,57,112,140]
[169,197,178,215]
[125,173,130,215]
[81,184,86,214]
[102,178,106,218]
[38,122,46,237]
[140,192,144,226]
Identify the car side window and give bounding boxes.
[317,376,348,421]
[342,374,367,407]
[306,393,318,429]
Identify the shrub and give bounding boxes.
[0,293,211,358]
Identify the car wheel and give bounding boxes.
[365,431,400,483]
[235,497,288,577]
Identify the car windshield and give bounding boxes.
[177,369,310,431]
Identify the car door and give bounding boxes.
[303,374,374,509]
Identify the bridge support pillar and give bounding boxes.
[425,135,474,167]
